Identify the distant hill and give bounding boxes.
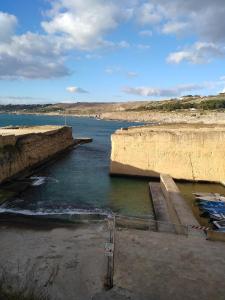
[1,94,225,115]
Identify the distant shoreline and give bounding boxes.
[1,110,225,125]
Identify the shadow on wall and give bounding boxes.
[110,161,160,178]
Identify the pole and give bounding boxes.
[105,215,115,289]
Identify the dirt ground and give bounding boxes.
[0,221,224,300]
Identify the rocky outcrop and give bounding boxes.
[110,123,225,183]
[0,126,74,183]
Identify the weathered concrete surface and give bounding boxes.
[0,221,224,300]
[160,175,200,226]
[0,222,108,300]
[0,125,74,184]
[149,182,175,233]
[114,228,225,300]
[149,182,171,223]
[110,123,225,182]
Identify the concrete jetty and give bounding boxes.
[0,125,87,184]
[110,123,225,183]
[149,175,204,236]
[160,174,200,227]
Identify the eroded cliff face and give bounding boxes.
[0,126,74,183]
[110,124,225,182]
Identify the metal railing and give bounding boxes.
[114,214,207,237]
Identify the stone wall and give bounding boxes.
[0,126,74,183]
[110,124,225,182]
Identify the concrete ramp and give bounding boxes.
[160,174,199,226]
[149,182,170,222]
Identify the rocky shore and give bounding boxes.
[3,109,225,124]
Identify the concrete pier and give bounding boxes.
[0,125,75,184]
[110,123,225,183]
[149,182,171,223]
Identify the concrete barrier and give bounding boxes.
[206,230,225,242]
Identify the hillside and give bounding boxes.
[1,94,225,124]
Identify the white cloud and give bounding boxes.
[167,42,225,64]
[162,21,190,36]
[0,12,17,42]
[136,3,162,25]
[66,86,88,93]
[42,0,133,51]
[0,1,135,80]
[123,83,205,97]
[0,32,70,79]
[139,30,152,37]
[136,0,225,64]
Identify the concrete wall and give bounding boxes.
[110,124,225,182]
[0,126,74,183]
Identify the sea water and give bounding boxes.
[0,114,153,219]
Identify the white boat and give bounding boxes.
[193,192,215,197]
[195,195,225,202]
[213,220,225,231]
[209,213,225,221]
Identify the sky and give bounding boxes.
[1,0,225,104]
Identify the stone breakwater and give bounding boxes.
[0,125,74,184]
[110,123,225,183]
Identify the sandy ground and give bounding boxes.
[0,221,109,300]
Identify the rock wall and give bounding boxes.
[0,126,74,183]
[110,124,225,182]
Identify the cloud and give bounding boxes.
[139,30,152,37]
[123,83,205,97]
[136,0,225,64]
[167,42,225,64]
[0,96,49,104]
[0,32,70,79]
[1,0,225,81]
[85,54,102,60]
[162,22,190,36]
[66,86,88,93]
[42,0,133,51]
[0,12,17,42]
[0,1,134,80]
[143,0,225,42]
[136,3,162,25]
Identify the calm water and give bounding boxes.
[0,114,152,218]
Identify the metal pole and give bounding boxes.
[64,114,67,126]
[105,215,115,289]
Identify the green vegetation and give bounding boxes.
[1,95,225,114]
[0,266,50,300]
[126,98,225,112]
[0,104,50,113]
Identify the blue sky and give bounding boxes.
[0,0,225,104]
